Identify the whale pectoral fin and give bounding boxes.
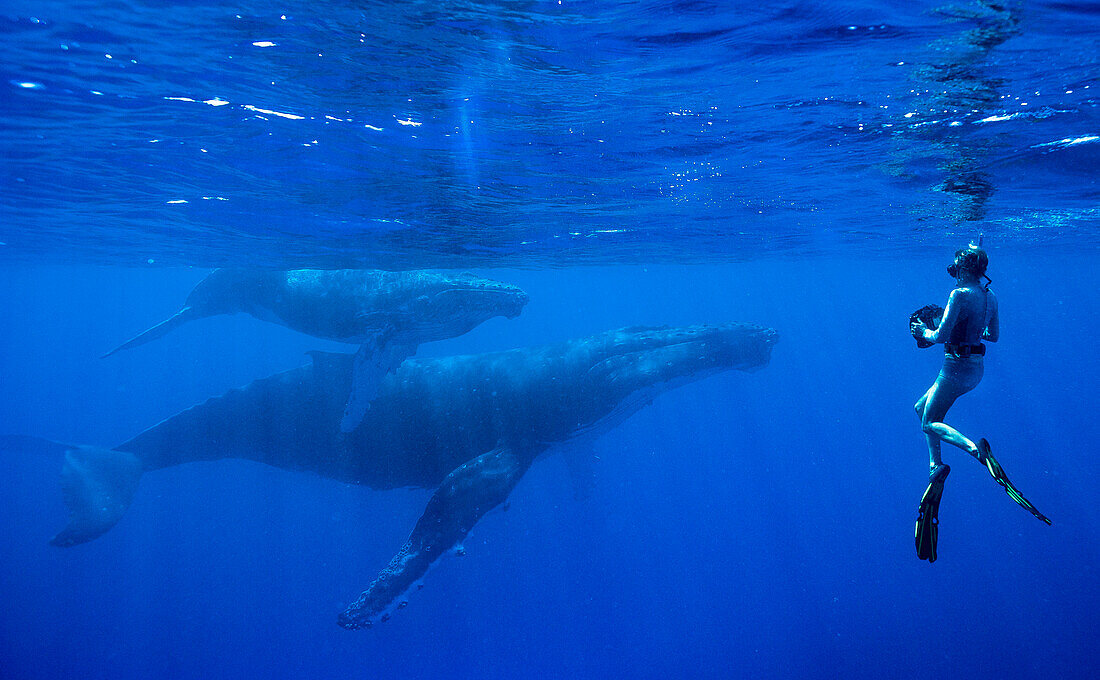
[51,446,143,547]
[339,336,415,433]
[560,445,597,502]
[338,446,531,629]
[101,306,198,358]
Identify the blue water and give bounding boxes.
[2,2,1098,679]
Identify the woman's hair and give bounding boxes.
[955,245,989,276]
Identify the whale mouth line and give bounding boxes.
[434,287,526,298]
[431,287,529,317]
[582,339,695,378]
[583,329,775,380]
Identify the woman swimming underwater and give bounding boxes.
[911,244,1050,563]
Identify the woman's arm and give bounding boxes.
[923,289,963,344]
[983,290,999,342]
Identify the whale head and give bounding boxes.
[585,323,778,381]
[565,323,779,437]
[394,272,529,341]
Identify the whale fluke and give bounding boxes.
[51,446,143,547]
[101,307,199,359]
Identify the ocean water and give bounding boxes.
[1,2,1098,679]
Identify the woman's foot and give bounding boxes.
[916,463,951,562]
[976,438,1052,525]
[928,462,950,483]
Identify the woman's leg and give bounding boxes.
[914,386,942,468]
[920,377,979,466]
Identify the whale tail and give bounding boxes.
[101,306,199,358]
[51,446,143,547]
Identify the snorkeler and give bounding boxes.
[910,244,1050,563]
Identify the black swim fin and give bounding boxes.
[976,439,1051,525]
[916,464,950,563]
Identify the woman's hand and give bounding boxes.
[912,319,935,342]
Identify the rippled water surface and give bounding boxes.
[3,0,1097,266]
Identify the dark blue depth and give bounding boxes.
[1,257,1097,679]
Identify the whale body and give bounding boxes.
[54,323,778,628]
[103,268,529,430]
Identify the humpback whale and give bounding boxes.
[102,269,529,430]
[53,323,778,628]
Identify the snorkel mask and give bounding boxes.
[947,238,991,287]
